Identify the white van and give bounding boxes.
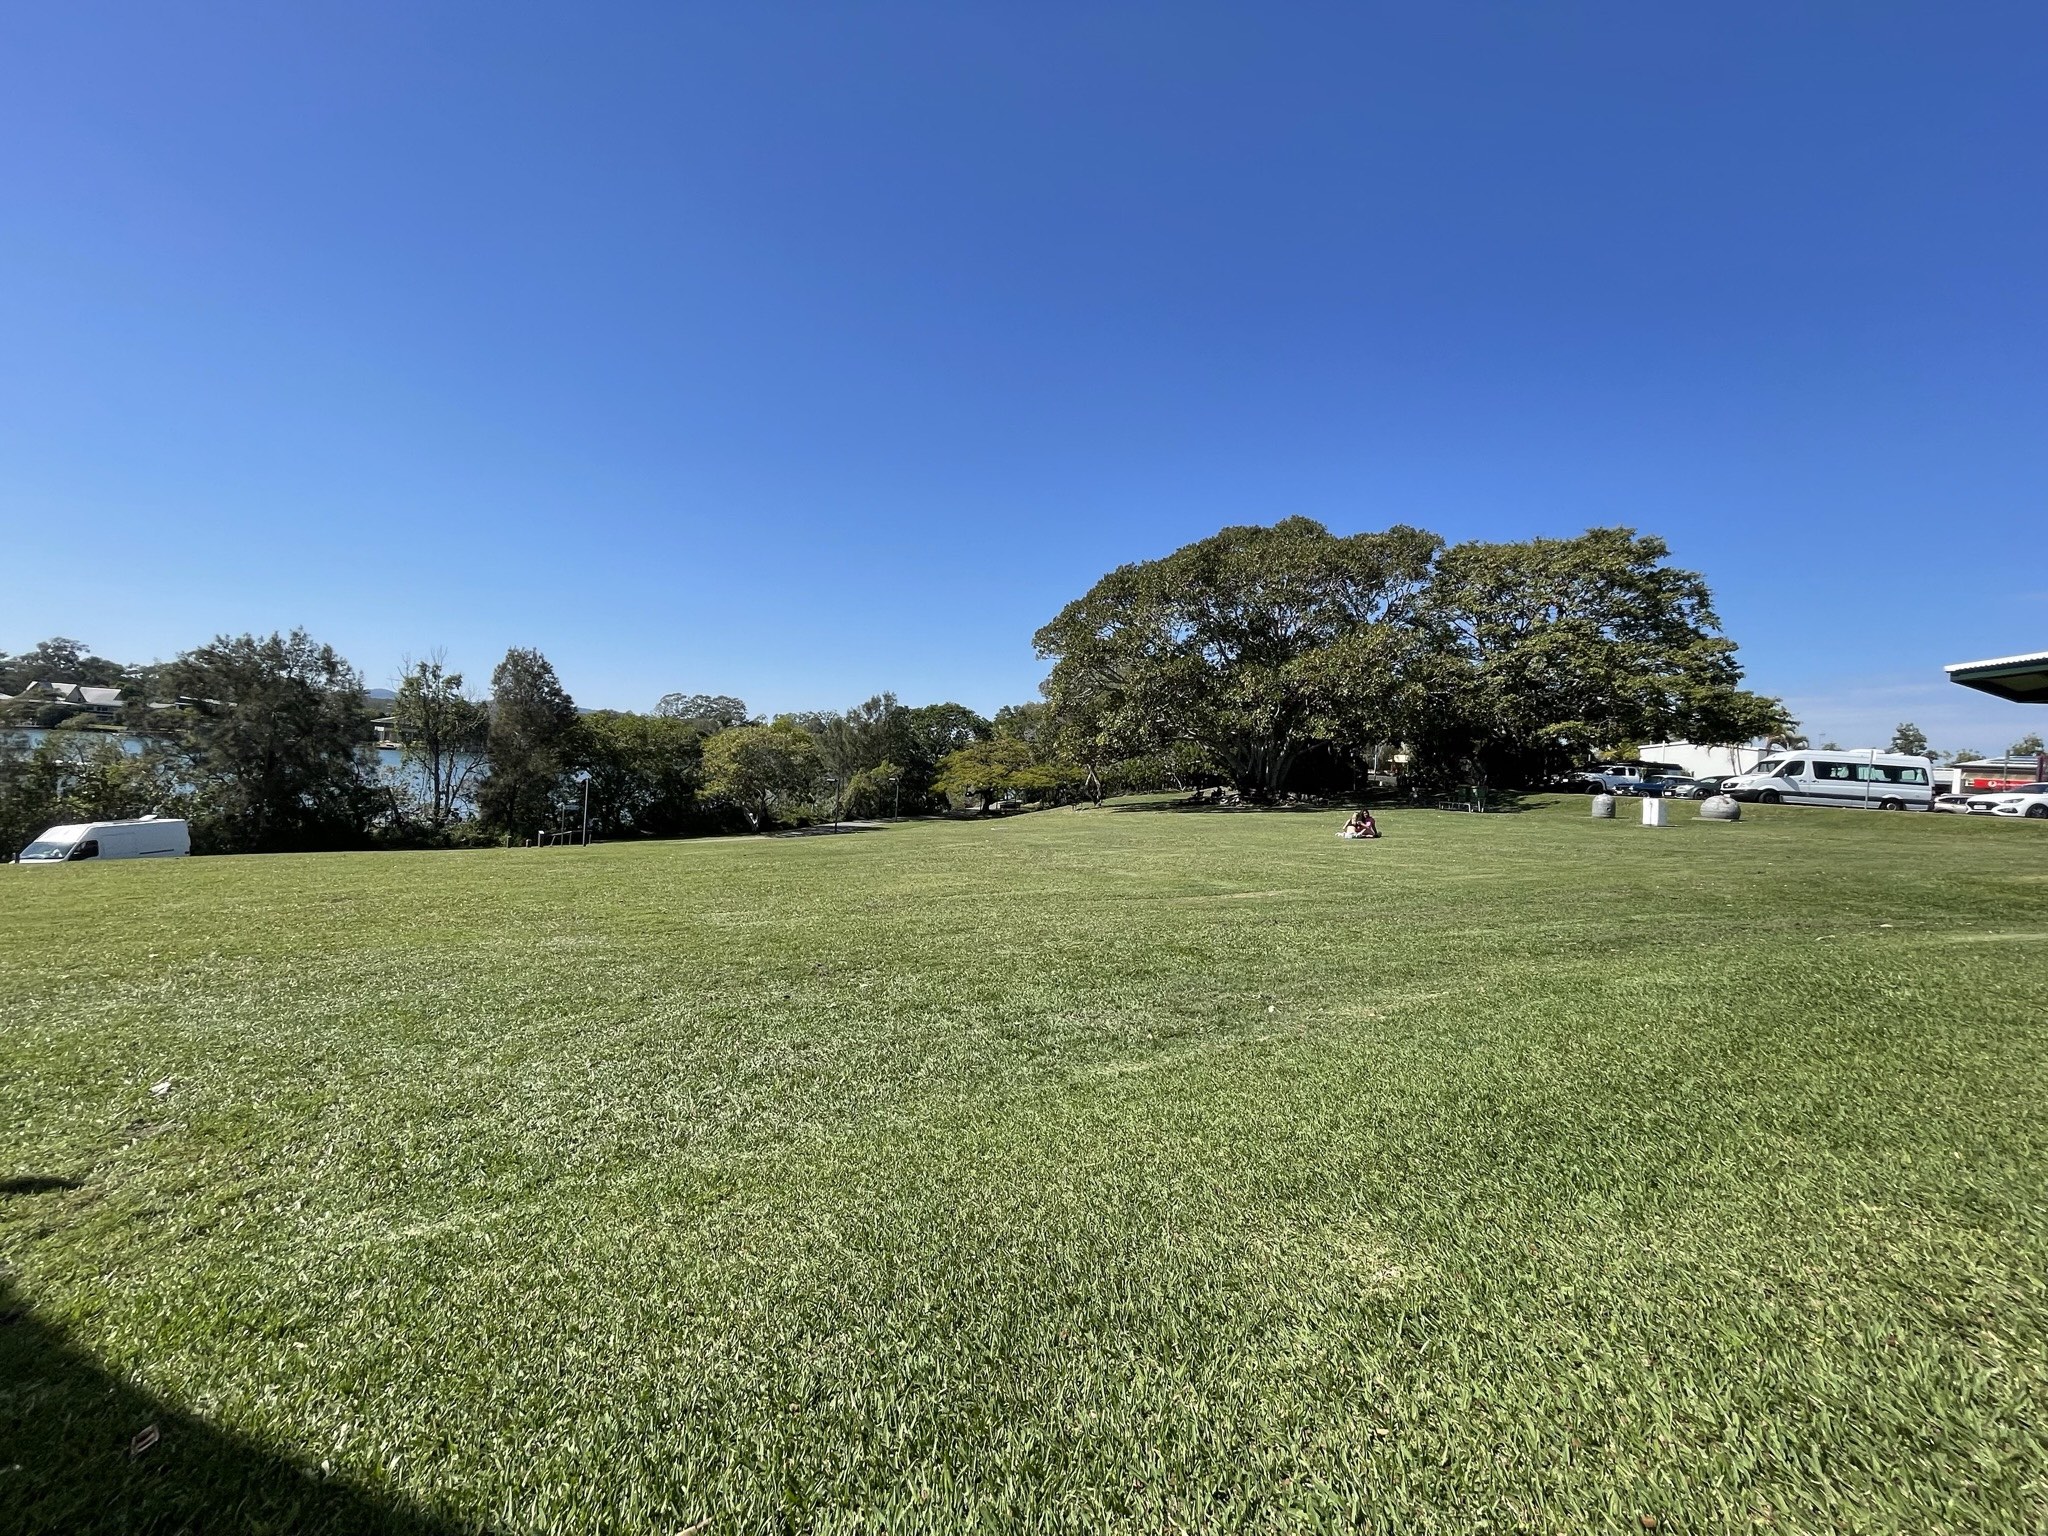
[16,818,191,864]
[1721,753,1935,811]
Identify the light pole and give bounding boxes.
[573,770,591,846]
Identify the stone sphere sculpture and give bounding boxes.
[1590,793,1616,819]
[1698,794,1741,821]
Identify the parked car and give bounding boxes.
[1932,793,1975,815]
[1965,783,2048,818]
[1662,776,1724,800]
[1721,752,1936,810]
[15,818,190,864]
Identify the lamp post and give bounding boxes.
[573,770,591,846]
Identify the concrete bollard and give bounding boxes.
[1641,796,1667,827]
[1591,793,1616,819]
[1699,795,1741,821]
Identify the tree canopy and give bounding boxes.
[655,693,751,728]
[391,655,488,835]
[1420,528,1788,782]
[1036,519,1789,795]
[700,721,824,830]
[478,648,580,841]
[1035,518,1441,799]
[160,630,374,853]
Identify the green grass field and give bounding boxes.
[5,798,2047,1533]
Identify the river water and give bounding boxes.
[5,729,481,812]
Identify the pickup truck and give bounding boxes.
[1572,766,1677,797]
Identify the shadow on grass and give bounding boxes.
[1111,791,1557,816]
[1107,798,1339,815]
[0,1176,81,1196]
[0,1271,478,1535]
[1405,791,1545,815]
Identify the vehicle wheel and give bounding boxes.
[2027,804,2048,819]
[1879,798,1903,812]
[1757,789,1781,804]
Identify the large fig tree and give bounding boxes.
[1033,518,1440,799]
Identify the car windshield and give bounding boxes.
[1751,759,1782,777]
[18,839,77,861]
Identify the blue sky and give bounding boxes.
[3,4,2043,753]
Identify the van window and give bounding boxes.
[1874,765,1928,786]
[1778,761,1806,778]
[69,839,100,861]
[18,838,76,862]
[1814,761,1857,781]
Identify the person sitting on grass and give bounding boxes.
[1339,809,1381,840]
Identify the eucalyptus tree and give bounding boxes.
[392,653,488,833]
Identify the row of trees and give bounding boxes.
[8,515,1922,853]
[0,633,1036,856]
[1885,722,2045,764]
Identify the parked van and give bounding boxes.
[15,818,191,864]
[1721,753,1934,811]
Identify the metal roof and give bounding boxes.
[1945,650,2048,704]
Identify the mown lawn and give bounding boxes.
[3,797,2046,1533]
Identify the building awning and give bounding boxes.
[1946,651,2048,704]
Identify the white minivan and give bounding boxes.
[16,818,191,864]
[1721,753,1935,811]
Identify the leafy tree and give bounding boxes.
[897,701,990,784]
[1947,747,1980,765]
[933,737,1082,811]
[478,648,581,842]
[1888,722,1930,757]
[841,759,905,819]
[934,739,1037,812]
[655,693,751,728]
[391,654,488,834]
[992,701,1051,744]
[700,721,824,830]
[804,694,909,806]
[578,710,717,838]
[2010,732,2045,757]
[1422,528,1786,785]
[160,630,374,853]
[796,693,996,817]
[1036,518,1440,800]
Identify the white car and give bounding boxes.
[1965,783,2048,819]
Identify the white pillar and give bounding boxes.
[1641,796,1667,827]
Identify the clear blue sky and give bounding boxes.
[4,4,2043,752]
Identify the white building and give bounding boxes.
[1634,742,1769,780]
